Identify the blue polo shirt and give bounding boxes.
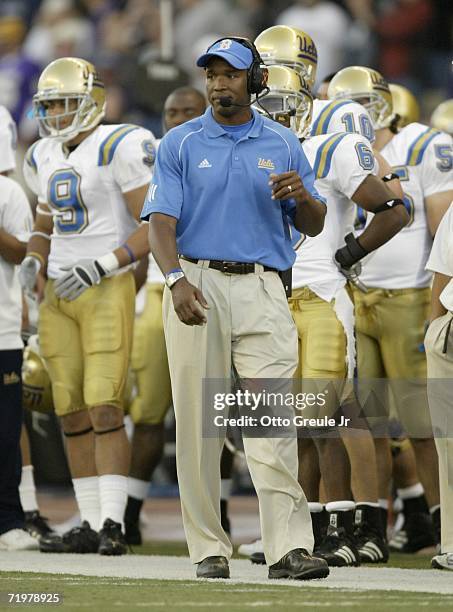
[141,107,324,270]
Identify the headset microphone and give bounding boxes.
[218,87,270,108]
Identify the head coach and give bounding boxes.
[141,37,328,580]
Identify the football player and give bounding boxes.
[19,57,157,555]
[253,27,405,566]
[125,86,210,544]
[389,84,420,129]
[328,66,453,555]
[0,104,37,551]
[250,65,408,566]
[431,99,453,137]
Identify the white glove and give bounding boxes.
[54,252,119,301]
[19,256,41,292]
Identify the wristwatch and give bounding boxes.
[165,270,185,289]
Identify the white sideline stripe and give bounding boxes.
[2,553,453,594]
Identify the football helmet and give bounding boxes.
[328,66,394,130]
[33,57,106,141]
[389,84,419,128]
[430,99,453,136]
[254,25,317,87]
[254,65,313,139]
[22,335,53,413]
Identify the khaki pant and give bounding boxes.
[425,312,453,552]
[163,260,313,565]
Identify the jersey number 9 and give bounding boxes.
[48,169,88,234]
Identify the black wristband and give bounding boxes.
[335,233,368,268]
[382,173,399,182]
[374,198,405,214]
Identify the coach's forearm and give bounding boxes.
[294,195,326,236]
[148,213,180,276]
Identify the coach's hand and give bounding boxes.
[269,171,309,204]
[171,277,209,326]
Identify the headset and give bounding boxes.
[207,36,267,95]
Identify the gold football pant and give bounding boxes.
[425,312,453,551]
[353,287,432,435]
[289,287,349,419]
[163,259,313,566]
[129,283,172,425]
[39,273,135,416]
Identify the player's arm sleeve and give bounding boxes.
[422,134,453,197]
[333,135,378,199]
[140,132,183,222]
[23,141,44,200]
[1,182,33,241]
[112,127,158,193]
[282,138,326,221]
[0,108,17,173]
[426,202,453,275]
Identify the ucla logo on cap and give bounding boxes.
[219,39,233,50]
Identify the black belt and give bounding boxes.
[180,256,277,275]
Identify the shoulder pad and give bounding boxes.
[312,132,349,179]
[98,124,140,166]
[311,100,354,136]
[405,126,441,166]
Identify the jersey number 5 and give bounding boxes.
[48,169,88,234]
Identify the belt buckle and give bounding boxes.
[221,261,234,275]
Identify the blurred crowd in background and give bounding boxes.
[0,0,451,143]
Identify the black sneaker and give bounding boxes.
[389,512,435,553]
[316,511,360,567]
[39,521,99,553]
[125,519,142,546]
[24,511,55,538]
[98,518,127,556]
[354,505,388,564]
[268,548,329,580]
[220,499,231,536]
[196,556,230,579]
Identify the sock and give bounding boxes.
[397,483,424,500]
[221,478,233,501]
[73,476,100,530]
[128,477,149,500]
[19,465,38,512]
[99,474,128,531]
[325,500,355,513]
[308,503,325,548]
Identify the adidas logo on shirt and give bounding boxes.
[198,158,212,168]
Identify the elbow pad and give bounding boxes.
[335,233,368,268]
[374,198,405,214]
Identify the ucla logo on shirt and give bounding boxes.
[257,158,275,170]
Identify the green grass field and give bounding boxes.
[0,545,450,612]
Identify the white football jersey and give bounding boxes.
[310,99,375,143]
[295,132,377,301]
[359,123,453,289]
[0,176,32,349]
[0,105,17,173]
[24,124,157,280]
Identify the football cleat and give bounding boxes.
[432,552,453,571]
[389,512,435,553]
[316,511,360,567]
[0,528,39,551]
[39,521,99,553]
[24,511,55,539]
[98,518,127,556]
[354,505,388,563]
[237,538,265,565]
